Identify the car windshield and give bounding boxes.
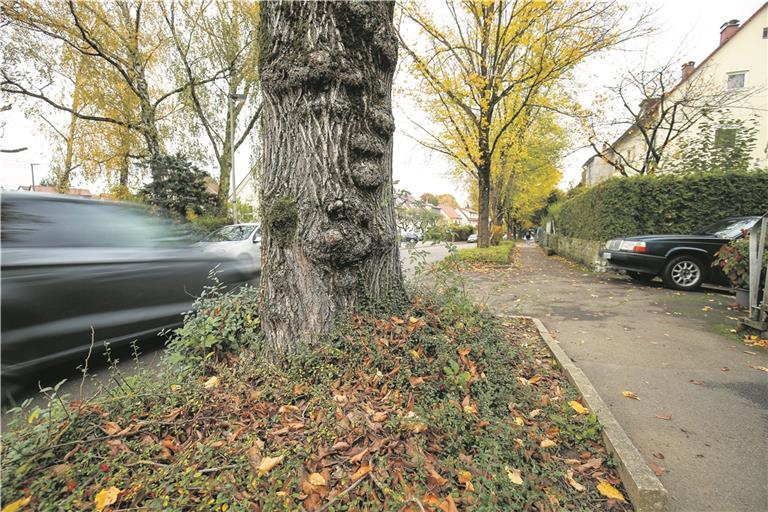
[205,225,256,242]
[695,218,759,238]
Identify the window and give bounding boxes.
[726,72,746,90]
[763,27,768,39]
[715,127,738,148]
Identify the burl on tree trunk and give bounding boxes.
[258,0,406,355]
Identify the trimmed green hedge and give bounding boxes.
[450,241,515,265]
[553,171,768,241]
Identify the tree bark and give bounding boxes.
[477,161,491,248]
[258,0,405,356]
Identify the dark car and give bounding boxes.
[599,216,761,291]
[1,192,254,382]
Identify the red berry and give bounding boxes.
[100,463,109,472]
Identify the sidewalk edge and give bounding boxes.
[519,316,668,512]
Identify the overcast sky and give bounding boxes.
[1,0,765,203]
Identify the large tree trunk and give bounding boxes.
[258,0,405,355]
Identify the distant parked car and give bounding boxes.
[599,216,761,291]
[0,192,255,382]
[197,223,261,275]
[467,233,478,243]
[402,232,421,243]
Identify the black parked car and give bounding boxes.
[1,192,255,382]
[599,216,761,291]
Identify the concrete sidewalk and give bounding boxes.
[463,244,768,512]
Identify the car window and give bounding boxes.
[695,218,759,238]
[205,225,255,242]
[1,196,192,248]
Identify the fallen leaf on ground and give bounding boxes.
[278,404,299,413]
[597,481,626,502]
[307,473,327,486]
[540,439,557,448]
[95,487,121,511]
[203,376,219,389]
[648,461,666,476]
[2,497,31,512]
[529,408,542,418]
[750,366,768,373]
[351,463,372,482]
[622,391,640,400]
[653,452,665,459]
[461,396,478,415]
[100,421,122,436]
[514,416,524,426]
[457,470,474,492]
[720,367,730,372]
[169,384,181,392]
[568,401,589,415]
[528,375,542,385]
[505,466,523,485]
[565,470,586,492]
[409,376,426,387]
[427,466,448,487]
[654,414,672,421]
[257,455,284,476]
[689,380,705,385]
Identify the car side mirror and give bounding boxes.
[253,235,261,244]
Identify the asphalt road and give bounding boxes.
[1,242,456,427]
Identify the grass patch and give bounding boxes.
[1,288,630,511]
[450,241,515,265]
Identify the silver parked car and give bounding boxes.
[197,223,261,275]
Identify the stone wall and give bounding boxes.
[543,233,606,272]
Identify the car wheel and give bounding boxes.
[627,271,655,283]
[662,255,705,291]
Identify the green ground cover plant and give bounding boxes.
[2,276,629,512]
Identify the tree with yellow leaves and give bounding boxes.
[399,0,650,246]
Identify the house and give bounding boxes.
[437,203,463,225]
[582,3,768,186]
[17,185,92,198]
[458,207,479,226]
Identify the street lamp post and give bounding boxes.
[229,93,247,224]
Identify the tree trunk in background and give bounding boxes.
[477,162,491,248]
[258,0,405,355]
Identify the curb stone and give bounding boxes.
[518,316,668,512]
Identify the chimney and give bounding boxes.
[681,61,695,82]
[720,19,740,45]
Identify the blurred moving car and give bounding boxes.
[197,223,261,275]
[599,216,760,291]
[0,192,256,381]
[467,233,478,243]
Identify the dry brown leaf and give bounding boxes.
[349,447,368,464]
[203,376,219,389]
[307,472,327,486]
[278,405,299,414]
[351,463,372,482]
[371,411,388,422]
[427,466,449,487]
[654,414,672,421]
[540,439,557,449]
[461,396,478,415]
[565,470,586,492]
[100,421,121,436]
[648,461,665,476]
[257,455,284,476]
[622,391,640,400]
[1,497,31,512]
[528,375,542,385]
[505,466,523,485]
[409,376,426,387]
[689,380,705,385]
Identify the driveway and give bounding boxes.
[463,243,768,512]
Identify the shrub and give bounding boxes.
[166,280,261,367]
[140,153,219,218]
[426,224,475,242]
[450,241,515,265]
[552,171,768,241]
[713,232,768,289]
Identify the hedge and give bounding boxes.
[553,171,768,241]
[425,224,475,242]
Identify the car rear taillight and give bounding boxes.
[632,242,647,253]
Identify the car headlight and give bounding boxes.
[605,239,622,250]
